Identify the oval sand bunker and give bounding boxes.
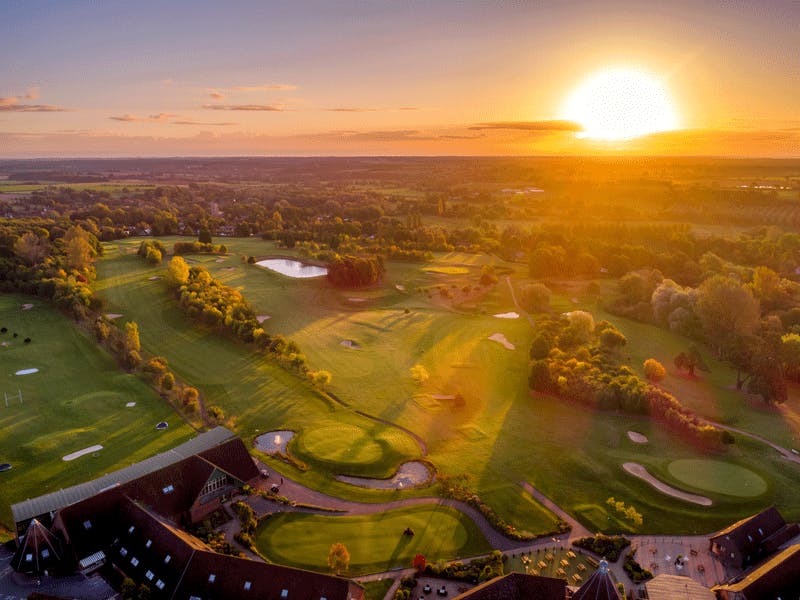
[623,462,712,506]
[627,431,648,444]
[15,368,39,375]
[337,461,432,489]
[493,312,519,319]
[63,445,103,462]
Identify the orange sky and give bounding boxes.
[1,1,798,157]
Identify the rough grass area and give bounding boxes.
[361,579,394,600]
[0,293,194,528]
[94,239,800,535]
[254,505,491,575]
[666,459,768,497]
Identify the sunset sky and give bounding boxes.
[1,0,798,157]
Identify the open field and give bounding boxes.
[94,238,800,535]
[0,180,157,194]
[0,294,194,534]
[254,504,491,575]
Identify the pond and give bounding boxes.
[256,258,328,279]
[254,430,295,454]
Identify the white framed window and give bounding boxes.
[128,525,135,534]
[208,574,216,583]
[145,539,152,548]
[164,554,171,564]
[162,484,174,494]
[131,557,139,567]
[156,579,165,590]
[120,547,128,557]
[25,553,33,562]
[83,520,92,530]
[41,549,50,558]
[244,581,252,591]
[145,570,154,581]
[281,590,289,598]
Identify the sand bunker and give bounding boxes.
[125,402,137,408]
[148,276,161,281]
[348,297,368,303]
[488,333,515,350]
[337,461,432,489]
[63,445,103,462]
[215,258,226,263]
[395,284,406,291]
[105,313,123,320]
[256,315,271,323]
[430,394,456,400]
[15,368,38,375]
[340,339,361,349]
[21,303,34,310]
[623,462,712,506]
[627,431,648,444]
[254,430,295,454]
[493,312,519,319]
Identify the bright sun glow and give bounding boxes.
[562,67,679,141]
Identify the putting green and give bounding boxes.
[295,425,384,467]
[255,504,490,574]
[422,266,469,275]
[667,459,767,498]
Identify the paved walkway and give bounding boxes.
[520,482,592,539]
[707,419,800,464]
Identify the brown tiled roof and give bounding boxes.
[11,518,65,575]
[453,573,566,599]
[710,506,787,567]
[572,561,621,600]
[175,550,363,600]
[712,544,800,598]
[197,437,260,484]
[645,574,714,600]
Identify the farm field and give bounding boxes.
[93,237,800,536]
[0,293,194,536]
[254,504,491,575]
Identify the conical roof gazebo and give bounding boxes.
[572,560,622,600]
[11,518,64,575]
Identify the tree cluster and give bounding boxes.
[326,254,385,287]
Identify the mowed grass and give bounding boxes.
[95,239,800,535]
[667,459,767,497]
[0,294,194,532]
[254,505,491,575]
[94,244,423,489]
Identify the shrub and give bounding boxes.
[623,549,653,583]
[572,535,631,562]
[643,358,666,382]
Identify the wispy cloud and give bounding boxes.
[324,106,420,113]
[470,120,583,132]
[109,113,177,123]
[202,104,288,111]
[172,120,236,126]
[0,102,70,112]
[207,83,297,100]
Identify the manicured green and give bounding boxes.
[667,459,767,497]
[0,294,194,530]
[93,238,800,536]
[422,266,469,275]
[293,424,420,477]
[254,505,491,575]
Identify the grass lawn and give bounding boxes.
[0,293,194,534]
[361,579,394,600]
[93,239,800,536]
[666,459,767,497]
[254,505,491,575]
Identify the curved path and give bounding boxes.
[706,419,800,465]
[248,458,536,551]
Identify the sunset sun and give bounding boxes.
[562,67,680,141]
